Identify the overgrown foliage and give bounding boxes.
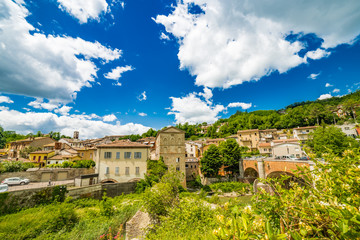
[200,144,222,177]
[209,182,251,194]
[0,160,35,173]
[135,157,168,193]
[46,159,95,168]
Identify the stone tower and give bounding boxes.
[155,126,186,186]
[73,131,79,139]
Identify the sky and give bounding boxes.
[0,0,359,139]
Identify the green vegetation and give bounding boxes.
[135,157,168,193]
[0,160,35,173]
[209,182,251,194]
[305,125,359,157]
[200,144,223,177]
[46,160,95,169]
[118,128,158,142]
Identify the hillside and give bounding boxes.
[176,90,360,139]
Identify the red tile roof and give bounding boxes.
[273,138,299,143]
[258,142,271,147]
[97,140,150,148]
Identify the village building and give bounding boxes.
[258,142,272,156]
[185,158,199,181]
[7,137,55,159]
[336,124,359,138]
[293,126,318,142]
[155,127,186,186]
[95,140,150,183]
[185,141,203,158]
[271,139,305,159]
[136,137,156,147]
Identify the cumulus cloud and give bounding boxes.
[0,96,14,104]
[57,0,109,24]
[318,93,332,100]
[198,87,213,103]
[306,49,331,60]
[54,106,72,116]
[138,112,147,117]
[28,98,59,111]
[154,0,360,89]
[333,88,340,93]
[0,1,121,103]
[325,83,333,87]
[168,93,225,124]
[103,114,117,122]
[0,108,150,139]
[227,102,252,110]
[160,32,170,40]
[308,73,321,80]
[137,91,147,101]
[104,65,134,86]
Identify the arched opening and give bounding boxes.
[101,178,118,184]
[128,178,141,183]
[266,171,304,189]
[244,167,259,184]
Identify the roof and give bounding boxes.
[43,142,56,147]
[258,142,271,147]
[97,140,150,148]
[237,129,259,133]
[206,138,225,142]
[293,126,318,130]
[273,138,299,144]
[30,150,54,154]
[49,154,79,160]
[157,126,185,135]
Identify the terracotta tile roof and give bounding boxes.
[206,138,225,142]
[258,142,271,147]
[43,142,56,147]
[30,150,54,154]
[273,138,299,143]
[49,154,79,160]
[237,129,259,133]
[97,140,150,148]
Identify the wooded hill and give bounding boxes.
[177,90,360,139]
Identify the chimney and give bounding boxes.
[55,142,62,154]
[74,131,79,139]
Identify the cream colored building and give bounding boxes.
[258,142,272,156]
[96,141,150,183]
[293,126,318,141]
[185,141,202,158]
[271,139,305,158]
[155,127,186,186]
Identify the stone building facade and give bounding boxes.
[155,127,186,186]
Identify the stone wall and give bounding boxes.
[0,168,95,182]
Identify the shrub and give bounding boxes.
[0,161,35,173]
[209,182,251,194]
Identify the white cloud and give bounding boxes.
[0,1,121,103]
[306,49,331,60]
[333,88,340,93]
[227,102,252,110]
[54,106,72,116]
[0,108,150,139]
[138,112,147,117]
[160,32,170,40]
[308,73,321,80]
[318,93,332,100]
[137,91,147,101]
[0,96,13,104]
[198,87,213,103]
[0,106,9,111]
[154,0,360,89]
[168,93,225,124]
[57,0,109,24]
[325,83,333,87]
[28,98,59,111]
[103,114,117,122]
[104,65,134,85]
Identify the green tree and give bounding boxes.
[0,126,5,149]
[306,125,359,157]
[219,138,242,176]
[200,144,222,177]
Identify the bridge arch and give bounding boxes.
[266,171,304,189]
[100,178,118,184]
[244,167,259,184]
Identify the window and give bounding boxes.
[44,156,47,160]
[116,152,120,159]
[47,161,50,165]
[176,167,180,171]
[194,165,196,169]
[125,167,130,175]
[345,127,350,130]
[135,167,140,176]
[190,165,193,168]
[134,152,142,159]
[124,152,131,159]
[115,167,119,175]
[105,167,109,174]
[81,153,84,157]
[185,164,188,168]
[38,156,41,161]
[33,156,35,161]
[104,152,112,159]
[90,153,93,158]
[176,158,180,163]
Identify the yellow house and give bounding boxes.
[0,143,11,156]
[74,147,96,160]
[47,154,82,165]
[29,150,55,167]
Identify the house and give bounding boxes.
[237,129,260,151]
[202,138,225,153]
[7,137,56,159]
[155,126,186,186]
[271,139,305,159]
[74,147,96,160]
[47,154,82,165]
[185,141,203,158]
[258,142,272,156]
[185,158,200,181]
[29,150,55,167]
[136,137,156,147]
[95,140,150,183]
[293,126,318,142]
[336,124,359,138]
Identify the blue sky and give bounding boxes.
[0,0,359,139]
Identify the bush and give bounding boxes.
[0,161,35,173]
[209,182,251,194]
[46,159,95,169]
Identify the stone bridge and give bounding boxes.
[241,158,313,183]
